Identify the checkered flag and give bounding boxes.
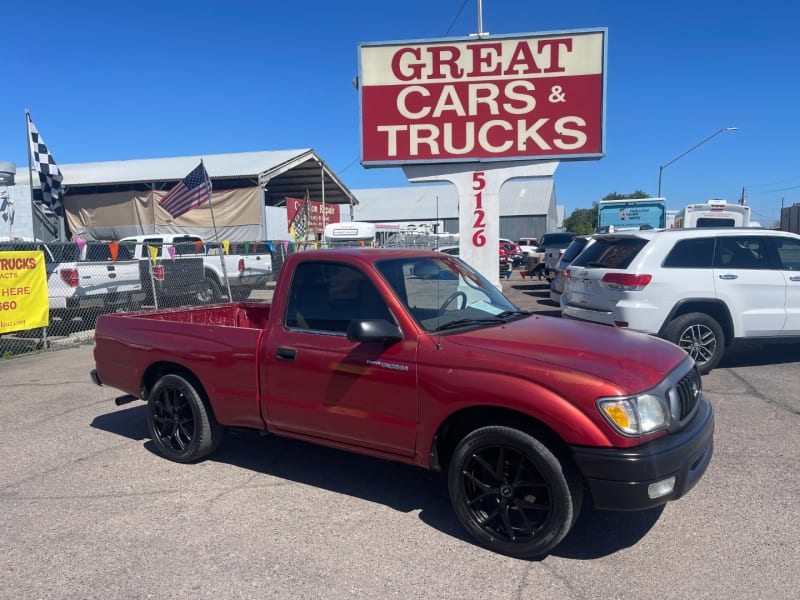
[288,190,309,242]
[27,114,64,217]
[0,191,13,225]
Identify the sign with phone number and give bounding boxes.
[0,251,49,334]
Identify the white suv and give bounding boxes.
[561,228,800,374]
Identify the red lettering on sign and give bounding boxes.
[472,172,486,247]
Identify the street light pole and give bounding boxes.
[657,127,738,198]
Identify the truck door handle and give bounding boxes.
[790,276,800,282]
[276,347,297,361]
[718,274,738,280]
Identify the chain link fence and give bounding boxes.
[0,240,298,360]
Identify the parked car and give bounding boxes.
[516,237,540,256]
[120,234,273,303]
[538,232,576,279]
[91,248,714,560]
[561,228,800,374]
[499,241,525,267]
[550,235,593,305]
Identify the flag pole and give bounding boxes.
[204,160,232,301]
[24,109,48,349]
[24,110,37,240]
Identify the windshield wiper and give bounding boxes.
[433,318,504,332]
[494,310,531,319]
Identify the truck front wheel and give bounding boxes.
[148,373,223,463]
[448,426,581,559]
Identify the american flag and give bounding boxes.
[159,161,212,219]
[27,115,64,217]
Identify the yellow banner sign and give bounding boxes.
[0,251,49,334]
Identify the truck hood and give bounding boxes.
[445,315,687,393]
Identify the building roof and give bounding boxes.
[19,149,357,206]
[352,178,555,221]
[59,150,310,185]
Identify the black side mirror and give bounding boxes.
[347,319,403,344]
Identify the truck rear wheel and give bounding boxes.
[147,373,223,463]
[196,277,222,304]
[448,426,581,559]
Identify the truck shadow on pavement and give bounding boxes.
[92,404,661,560]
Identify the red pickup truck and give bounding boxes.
[91,248,714,559]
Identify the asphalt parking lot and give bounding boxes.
[1,276,798,599]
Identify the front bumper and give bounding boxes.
[570,394,714,511]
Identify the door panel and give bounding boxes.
[262,260,418,456]
[714,236,786,336]
[771,236,800,336]
[264,330,419,456]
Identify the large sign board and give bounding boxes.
[0,250,49,334]
[359,29,606,166]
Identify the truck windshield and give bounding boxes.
[376,256,523,333]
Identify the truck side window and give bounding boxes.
[286,262,394,334]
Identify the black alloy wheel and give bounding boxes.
[448,426,580,559]
[148,373,222,463]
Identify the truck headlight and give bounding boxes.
[598,393,669,436]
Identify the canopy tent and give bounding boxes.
[36,149,356,241]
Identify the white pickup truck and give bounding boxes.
[0,238,145,322]
[119,234,273,302]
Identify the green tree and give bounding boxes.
[564,191,651,233]
[563,204,597,234]
[602,190,650,201]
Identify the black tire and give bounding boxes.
[196,277,222,304]
[448,425,581,559]
[663,312,725,375]
[147,373,223,463]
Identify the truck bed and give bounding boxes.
[95,302,273,429]
[129,302,271,329]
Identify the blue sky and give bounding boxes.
[2,0,797,225]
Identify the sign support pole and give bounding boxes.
[404,160,558,289]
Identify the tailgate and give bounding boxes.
[76,262,142,296]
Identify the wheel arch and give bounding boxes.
[659,298,734,347]
[203,267,222,286]
[429,406,573,473]
[141,361,211,410]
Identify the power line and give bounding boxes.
[444,0,470,36]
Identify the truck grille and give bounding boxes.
[672,368,702,421]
